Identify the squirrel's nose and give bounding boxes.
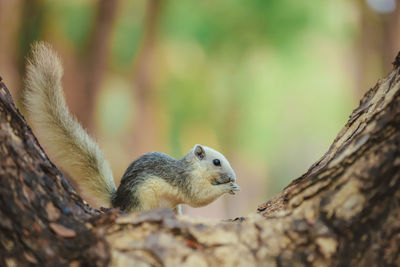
[230,176,236,183]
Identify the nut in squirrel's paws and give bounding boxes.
[229,183,240,195]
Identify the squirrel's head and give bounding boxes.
[188,144,237,185]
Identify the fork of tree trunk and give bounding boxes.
[1,53,400,266]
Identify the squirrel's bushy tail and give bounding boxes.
[24,42,116,207]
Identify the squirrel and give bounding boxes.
[23,42,240,214]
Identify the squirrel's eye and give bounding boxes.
[213,159,221,166]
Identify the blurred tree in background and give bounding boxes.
[0,0,398,218]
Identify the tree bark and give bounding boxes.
[1,52,400,266]
[130,0,163,156]
[80,0,119,132]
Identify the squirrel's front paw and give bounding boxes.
[229,183,240,195]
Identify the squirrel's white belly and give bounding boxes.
[137,176,183,210]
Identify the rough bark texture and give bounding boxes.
[1,52,400,266]
[0,77,109,266]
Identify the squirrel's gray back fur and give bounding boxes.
[112,152,194,211]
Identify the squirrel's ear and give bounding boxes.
[194,144,205,160]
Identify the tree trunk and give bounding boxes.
[80,0,119,133]
[130,0,163,156]
[1,52,400,266]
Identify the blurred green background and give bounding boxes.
[0,0,399,218]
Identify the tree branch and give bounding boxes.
[1,50,400,265]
